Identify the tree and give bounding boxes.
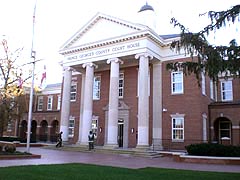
[0,38,28,136]
[167,4,240,83]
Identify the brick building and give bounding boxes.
[5,3,239,150]
[56,3,239,150]
[16,83,62,142]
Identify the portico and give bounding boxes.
[59,12,165,149]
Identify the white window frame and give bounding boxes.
[221,80,233,101]
[70,84,77,102]
[210,79,214,100]
[57,95,61,110]
[7,119,13,132]
[92,116,99,138]
[201,72,206,95]
[37,96,43,111]
[171,114,185,141]
[219,120,231,140]
[202,113,207,142]
[93,76,101,100]
[119,73,124,98]
[171,71,184,94]
[68,116,75,137]
[47,96,53,111]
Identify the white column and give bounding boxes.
[152,62,163,150]
[78,73,85,143]
[79,63,96,145]
[105,58,123,147]
[60,67,72,142]
[135,53,153,148]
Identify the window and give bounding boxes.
[93,76,101,100]
[202,114,207,142]
[201,72,206,95]
[68,116,75,137]
[7,120,13,132]
[221,80,233,101]
[172,116,184,141]
[57,95,61,110]
[91,117,98,137]
[210,79,214,100]
[119,73,124,98]
[171,71,183,94]
[37,96,43,111]
[219,120,231,140]
[47,96,53,110]
[70,84,77,101]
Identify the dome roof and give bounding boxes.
[138,2,154,12]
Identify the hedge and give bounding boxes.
[185,143,240,157]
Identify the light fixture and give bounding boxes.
[131,128,134,134]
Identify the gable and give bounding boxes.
[61,13,147,50]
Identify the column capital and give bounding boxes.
[107,58,123,65]
[82,62,98,69]
[135,53,153,60]
[63,66,75,72]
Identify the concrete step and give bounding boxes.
[44,145,163,158]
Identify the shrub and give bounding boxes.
[185,143,240,157]
[0,136,22,142]
[4,145,16,153]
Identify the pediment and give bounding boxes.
[60,13,148,50]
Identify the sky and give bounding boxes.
[0,0,239,85]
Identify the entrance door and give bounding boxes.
[118,119,124,147]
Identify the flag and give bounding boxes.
[39,65,46,90]
[41,65,46,85]
[17,69,23,89]
[18,78,23,89]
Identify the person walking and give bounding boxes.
[88,131,95,150]
[56,131,63,148]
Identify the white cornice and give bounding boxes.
[60,12,146,50]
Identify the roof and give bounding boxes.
[139,2,154,12]
[45,83,62,89]
[159,34,180,40]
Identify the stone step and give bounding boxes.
[44,145,163,158]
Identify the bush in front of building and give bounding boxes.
[0,136,22,142]
[4,144,16,153]
[186,143,240,157]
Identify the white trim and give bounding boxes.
[171,71,184,94]
[220,80,233,101]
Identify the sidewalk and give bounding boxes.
[0,147,239,173]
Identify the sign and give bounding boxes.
[66,42,141,61]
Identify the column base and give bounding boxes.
[135,145,150,151]
[76,142,88,147]
[103,144,119,149]
[152,138,163,151]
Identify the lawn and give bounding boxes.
[0,163,239,180]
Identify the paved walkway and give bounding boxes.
[0,147,239,173]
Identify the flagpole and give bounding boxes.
[26,0,37,153]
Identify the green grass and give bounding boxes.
[0,163,239,180]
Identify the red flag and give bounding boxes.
[18,69,23,89]
[40,65,46,85]
[18,78,23,89]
